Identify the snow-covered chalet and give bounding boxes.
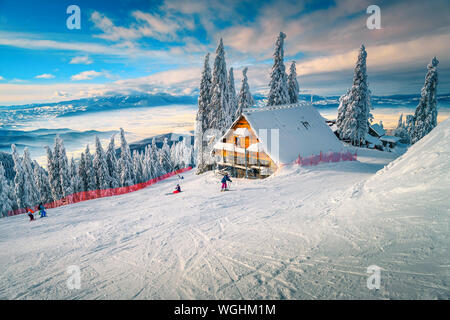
[211,102,344,178]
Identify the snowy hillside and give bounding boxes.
[0,120,448,299]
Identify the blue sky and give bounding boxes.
[0,0,449,105]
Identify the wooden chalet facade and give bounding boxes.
[211,102,344,179]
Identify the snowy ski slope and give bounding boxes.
[0,120,449,299]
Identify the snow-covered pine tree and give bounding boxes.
[236,67,254,118]
[0,162,14,216]
[182,140,193,168]
[11,145,32,209]
[143,145,151,181]
[410,57,439,144]
[392,114,410,144]
[118,128,135,187]
[132,151,144,184]
[106,134,120,188]
[288,61,299,103]
[267,32,290,106]
[336,45,372,146]
[405,114,415,139]
[149,138,163,178]
[56,136,73,197]
[77,152,87,192]
[159,138,173,174]
[69,157,81,193]
[83,145,96,191]
[210,38,230,130]
[93,137,111,190]
[22,148,40,205]
[33,161,53,204]
[170,142,178,170]
[194,53,212,173]
[228,67,238,122]
[47,143,61,201]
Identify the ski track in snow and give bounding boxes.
[1,124,449,299]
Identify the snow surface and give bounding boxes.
[0,120,449,299]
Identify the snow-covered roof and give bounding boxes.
[365,133,382,146]
[370,123,386,137]
[234,128,250,137]
[241,102,343,164]
[380,135,401,143]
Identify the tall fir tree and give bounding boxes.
[393,114,410,144]
[56,136,73,198]
[267,32,290,106]
[47,142,61,201]
[287,61,299,103]
[0,162,14,216]
[78,152,87,192]
[69,157,81,193]
[11,145,31,209]
[210,38,230,130]
[228,67,238,122]
[22,148,40,205]
[119,128,135,186]
[410,57,439,144]
[236,67,254,118]
[33,161,53,204]
[93,137,111,190]
[143,145,152,181]
[149,138,163,178]
[194,53,212,172]
[83,145,96,191]
[159,138,172,174]
[132,151,144,184]
[106,134,120,188]
[336,45,372,146]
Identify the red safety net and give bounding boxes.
[295,151,357,166]
[7,166,192,217]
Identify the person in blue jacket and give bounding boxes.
[38,203,47,218]
[221,173,232,191]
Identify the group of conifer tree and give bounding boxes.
[194,32,300,173]
[0,129,193,216]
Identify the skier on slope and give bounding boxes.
[38,203,47,218]
[173,184,182,194]
[27,208,35,221]
[221,173,232,192]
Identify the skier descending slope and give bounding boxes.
[173,184,182,194]
[221,173,232,192]
[27,208,35,221]
[38,203,47,218]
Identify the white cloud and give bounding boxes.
[0,76,4,80]
[35,73,55,79]
[71,70,104,81]
[70,56,93,65]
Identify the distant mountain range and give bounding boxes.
[2,92,449,130]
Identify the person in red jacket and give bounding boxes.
[173,184,181,193]
[27,208,35,221]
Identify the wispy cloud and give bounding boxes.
[0,76,4,81]
[71,70,104,81]
[35,73,55,79]
[70,56,93,65]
